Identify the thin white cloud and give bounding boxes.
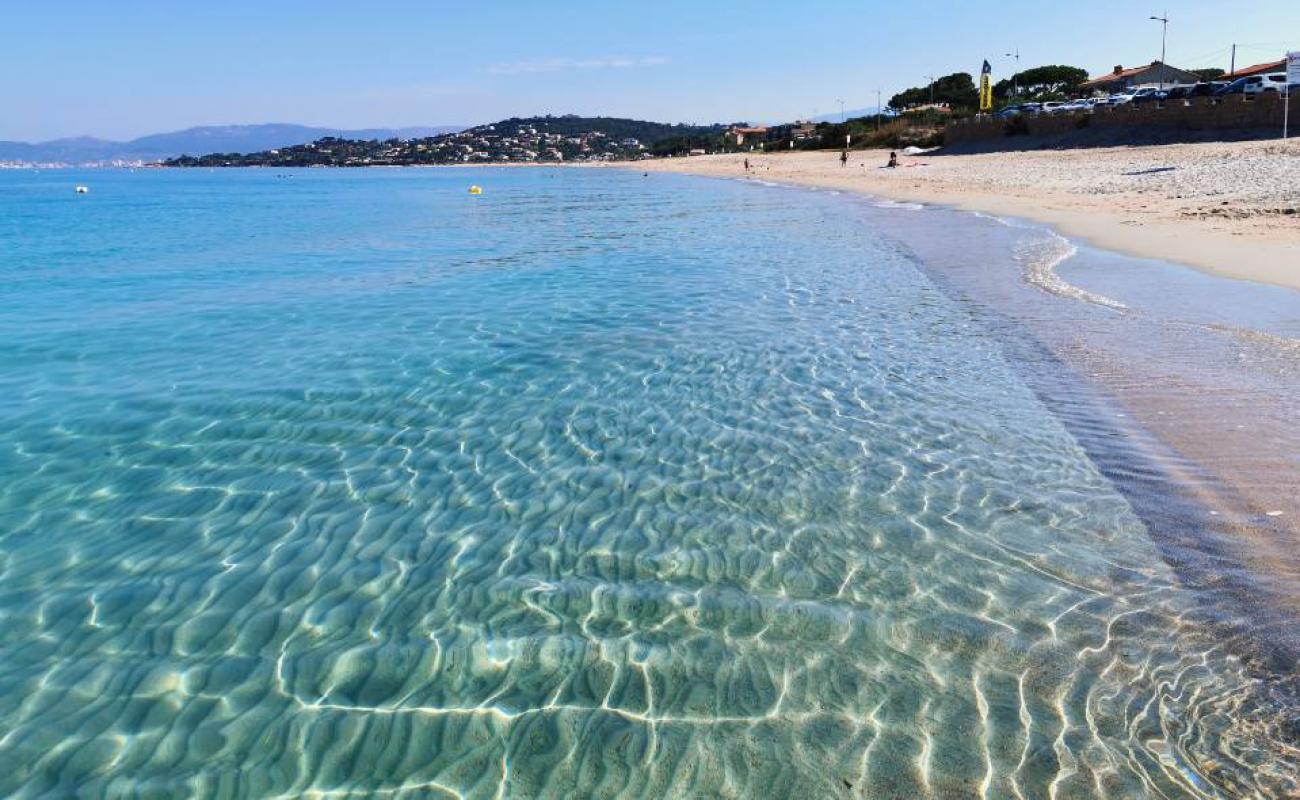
[485,56,671,75]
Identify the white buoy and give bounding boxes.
[75,185,89,194]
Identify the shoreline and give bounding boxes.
[991,291,1300,660]
[915,237,1300,659]
[631,157,1300,635]
[632,146,1300,292]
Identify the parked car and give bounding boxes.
[1131,92,1169,106]
[1216,78,1248,95]
[994,105,1023,118]
[1060,99,1094,112]
[1217,73,1288,96]
[1254,73,1289,93]
[1018,102,1044,115]
[1109,92,1138,105]
[1129,87,1169,105]
[1167,81,1228,99]
[1039,101,1069,114]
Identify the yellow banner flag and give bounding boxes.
[980,60,994,112]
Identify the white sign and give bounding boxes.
[1289,51,1300,84]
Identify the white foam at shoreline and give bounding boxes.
[969,210,1016,227]
[1206,323,1300,358]
[873,199,925,211]
[1016,231,1128,311]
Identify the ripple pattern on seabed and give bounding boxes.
[0,168,1295,798]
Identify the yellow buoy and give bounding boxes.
[468,185,483,195]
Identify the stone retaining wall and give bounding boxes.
[944,93,1291,145]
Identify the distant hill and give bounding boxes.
[164,115,732,167]
[0,124,464,165]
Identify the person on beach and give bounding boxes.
[840,150,849,168]
[743,158,750,172]
[887,151,898,168]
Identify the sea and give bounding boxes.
[0,167,1296,798]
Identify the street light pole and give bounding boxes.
[1150,13,1169,91]
[1005,49,1020,97]
[924,74,936,105]
[876,89,882,131]
[838,98,845,123]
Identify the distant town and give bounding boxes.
[162,116,730,168]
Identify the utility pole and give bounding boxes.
[1285,52,1292,139]
[838,98,845,123]
[924,74,936,105]
[1230,43,1236,75]
[1150,13,1169,91]
[876,89,882,131]
[1005,49,1021,97]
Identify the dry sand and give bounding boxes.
[638,141,1300,291]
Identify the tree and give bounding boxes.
[992,65,1089,99]
[889,72,978,111]
[1191,68,1226,81]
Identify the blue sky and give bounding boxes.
[3,0,1297,141]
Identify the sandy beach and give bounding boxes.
[639,141,1300,291]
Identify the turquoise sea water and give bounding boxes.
[0,168,1295,798]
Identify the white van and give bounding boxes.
[1244,73,1288,94]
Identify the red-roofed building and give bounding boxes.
[1080,61,1201,93]
[724,127,769,147]
[1223,60,1286,80]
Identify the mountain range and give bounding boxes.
[0,123,464,165]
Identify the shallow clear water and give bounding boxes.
[0,168,1295,798]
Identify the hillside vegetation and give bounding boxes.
[164,116,731,166]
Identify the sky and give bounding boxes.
[3,0,1297,141]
